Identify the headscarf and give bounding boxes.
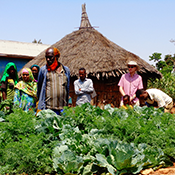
[15,68,37,98]
[31,64,40,72]
[46,47,60,72]
[0,62,18,85]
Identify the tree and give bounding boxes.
[149,52,162,62]
[149,52,174,74]
[32,39,42,44]
[164,54,175,66]
[156,60,167,70]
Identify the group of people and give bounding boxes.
[118,61,173,113]
[0,47,94,114]
[0,47,173,114]
[0,62,40,112]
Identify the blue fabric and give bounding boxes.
[14,89,36,113]
[145,102,151,107]
[68,97,72,104]
[37,64,70,110]
[52,109,63,115]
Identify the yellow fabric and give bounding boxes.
[121,105,133,109]
[6,79,15,100]
[15,68,37,98]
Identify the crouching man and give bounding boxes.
[136,88,173,113]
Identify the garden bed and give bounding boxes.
[1,101,175,175]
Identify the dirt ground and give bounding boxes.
[139,163,175,175]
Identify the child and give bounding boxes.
[121,95,133,109]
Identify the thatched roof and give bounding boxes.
[24,4,162,79]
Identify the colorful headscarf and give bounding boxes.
[0,62,18,85]
[15,68,37,98]
[53,47,60,57]
[31,64,40,71]
[46,47,60,72]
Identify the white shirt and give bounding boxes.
[74,78,94,105]
[146,89,172,108]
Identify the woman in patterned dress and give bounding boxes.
[14,68,37,112]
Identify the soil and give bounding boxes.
[139,163,175,175]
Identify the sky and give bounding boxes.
[0,0,175,64]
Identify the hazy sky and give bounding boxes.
[0,0,174,64]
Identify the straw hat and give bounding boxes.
[127,61,140,71]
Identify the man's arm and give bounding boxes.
[119,86,125,96]
[37,67,44,99]
[81,79,94,94]
[74,80,84,95]
[118,75,125,96]
[63,65,70,105]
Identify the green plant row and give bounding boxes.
[148,72,175,102]
[0,102,175,174]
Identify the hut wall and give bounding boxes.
[92,76,121,108]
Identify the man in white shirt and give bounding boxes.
[74,68,94,105]
[136,88,173,113]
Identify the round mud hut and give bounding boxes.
[24,4,162,108]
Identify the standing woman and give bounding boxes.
[0,62,18,101]
[118,61,143,106]
[14,68,37,112]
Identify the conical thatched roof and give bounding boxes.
[24,4,162,79]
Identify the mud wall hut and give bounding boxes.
[23,4,162,108]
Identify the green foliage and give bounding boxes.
[148,72,175,101]
[149,53,162,62]
[51,104,175,174]
[156,61,168,71]
[148,52,175,101]
[165,54,175,66]
[0,99,14,116]
[0,108,56,174]
[149,52,174,72]
[1,103,175,174]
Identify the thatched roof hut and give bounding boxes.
[24,4,162,107]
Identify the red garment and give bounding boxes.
[46,58,58,72]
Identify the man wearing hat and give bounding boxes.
[118,60,143,106]
[37,47,70,115]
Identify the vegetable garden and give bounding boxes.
[0,100,175,175]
